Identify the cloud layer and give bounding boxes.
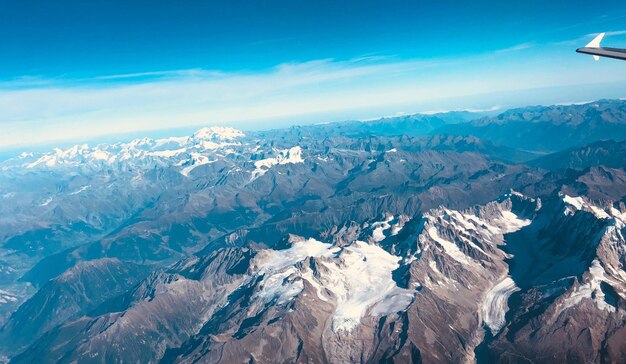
[2,42,626,148]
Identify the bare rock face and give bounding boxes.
[10,248,253,363]
[0,258,149,356]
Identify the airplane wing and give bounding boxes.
[576,33,626,61]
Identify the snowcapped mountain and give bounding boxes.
[8,126,248,172]
[0,100,626,363]
[4,126,307,186]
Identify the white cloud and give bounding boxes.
[555,29,626,46]
[592,29,626,37]
[1,50,625,148]
[494,42,536,54]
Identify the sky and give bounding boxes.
[1,0,626,149]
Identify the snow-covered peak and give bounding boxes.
[192,126,245,141]
[250,146,304,180]
[558,259,617,314]
[6,127,248,174]
[249,237,415,333]
[401,200,533,307]
[368,213,401,242]
[561,194,625,222]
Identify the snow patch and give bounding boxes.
[560,259,616,313]
[69,185,90,195]
[180,153,216,177]
[589,205,611,219]
[390,215,409,236]
[255,267,305,305]
[90,150,112,161]
[251,238,337,275]
[563,194,615,220]
[0,289,17,304]
[496,210,531,233]
[371,214,394,242]
[315,242,414,332]
[427,227,474,265]
[250,146,304,180]
[150,148,187,158]
[610,207,626,223]
[482,276,520,335]
[563,195,584,214]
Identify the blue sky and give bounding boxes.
[1,0,626,148]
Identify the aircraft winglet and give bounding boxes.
[578,32,626,61]
[586,33,605,48]
[586,33,605,60]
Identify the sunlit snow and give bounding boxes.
[251,238,415,333]
[482,276,520,334]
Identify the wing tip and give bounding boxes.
[586,33,605,48]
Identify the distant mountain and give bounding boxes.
[403,134,538,163]
[264,100,626,154]
[260,109,492,141]
[266,115,448,140]
[433,100,626,152]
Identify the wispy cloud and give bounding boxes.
[1,50,625,148]
[494,42,536,54]
[93,69,215,81]
[595,29,626,37]
[554,29,626,46]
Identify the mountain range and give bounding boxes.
[0,99,625,363]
